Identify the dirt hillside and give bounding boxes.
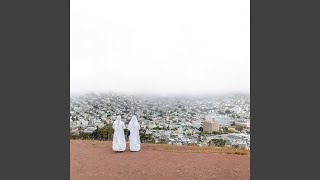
[70,140,250,180]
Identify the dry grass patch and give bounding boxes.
[141,143,249,155]
[70,140,249,155]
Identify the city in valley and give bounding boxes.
[70,93,250,150]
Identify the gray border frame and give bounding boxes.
[251,0,320,179]
[1,0,70,179]
[1,0,320,179]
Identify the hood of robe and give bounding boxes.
[129,115,139,129]
[116,116,121,124]
[113,116,123,130]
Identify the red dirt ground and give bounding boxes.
[70,140,250,180]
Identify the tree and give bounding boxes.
[208,139,226,147]
[139,129,146,143]
[92,123,114,141]
[235,126,244,132]
[79,132,93,139]
[139,129,155,143]
[222,127,229,134]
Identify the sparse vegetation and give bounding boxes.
[139,129,156,143]
[70,123,114,140]
[235,126,244,132]
[70,132,93,140]
[92,123,114,140]
[222,127,229,134]
[187,143,198,146]
[152,126,165,130]
[208,139,227,147]
[157,138,167,144]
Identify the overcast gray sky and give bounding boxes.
[71,0,250,96]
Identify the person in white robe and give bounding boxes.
[128,115,141,152]
[112,116,126,152]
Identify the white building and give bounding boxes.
[203,116,220,133]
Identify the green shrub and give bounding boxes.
[92,123,114,141]
[208,139,226,147]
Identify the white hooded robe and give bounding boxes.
[128,116,141,151]
[112,116,126,151]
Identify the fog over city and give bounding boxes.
[71,0,250,96]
